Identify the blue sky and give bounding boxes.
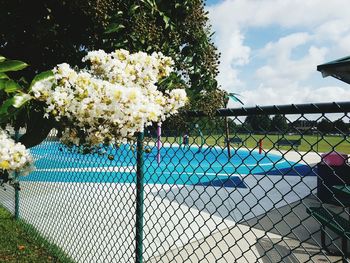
[206,0,219,5]
[206,0,350,107]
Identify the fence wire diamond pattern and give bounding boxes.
[1,102,350,263]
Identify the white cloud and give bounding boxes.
[256,40,328,85]
[314,19,350,56]
[207,0,350,106]
[209,0,350,29]
[216,29,250,90]
[315,19,349,42]
[259,33,311,60]
[226,30,250,66]
[240,85,350,107]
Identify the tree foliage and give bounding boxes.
[105,1,220,91]
[1,0,221,110]
[0,56,31,127]
[0,56,55,147]
[317,118,333,134]
[334,119,348,134]
[271,114,288,132]
[0,0,222,147]
[1,1,104,78]
[244,115,271,132]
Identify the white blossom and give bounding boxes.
[32,49,187,147]
[0,130,33,178]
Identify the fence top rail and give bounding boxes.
[185,101,350,117]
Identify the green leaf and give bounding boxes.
[0,93,31,116]
[112,11,123,19]
[4,80,21,93]
[0,79,22,93]
[0,73,9,79]
[158,11,171,28]
[130,4,140,13]
[0,55,5,62]
[141,0,156,9]
[163,15,170,28]
[29,70,54,90]
[0,80,5,90]
[0,97,15,115]
[0,60,28,73]
[105,24,125,34]
[13,93,32,108]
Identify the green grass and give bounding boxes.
[158,134,350,154]
[0,205,74,263]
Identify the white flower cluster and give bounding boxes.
[32,49,187,146]
[0,129,33,177]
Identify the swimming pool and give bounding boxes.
[22,142,306,187]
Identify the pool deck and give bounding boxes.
[146,194,344,263]
[0,149,330,262]
[160,141,323,165]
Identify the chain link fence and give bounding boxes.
[1,101,350,263]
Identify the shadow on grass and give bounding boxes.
[0,204,75,263]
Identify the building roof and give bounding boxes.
[317,56,350,84]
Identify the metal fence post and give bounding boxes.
[14,130,20,219]
[135,132,144,263]
[14,183,19,219]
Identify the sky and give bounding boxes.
[206,0,350,107]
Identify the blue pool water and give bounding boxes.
[21,142,311,187]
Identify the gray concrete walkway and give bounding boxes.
[147,195,344,263]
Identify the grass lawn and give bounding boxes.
[0,205,73,263]
[159,134,350,154]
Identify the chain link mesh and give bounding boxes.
[1,102,350,263]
